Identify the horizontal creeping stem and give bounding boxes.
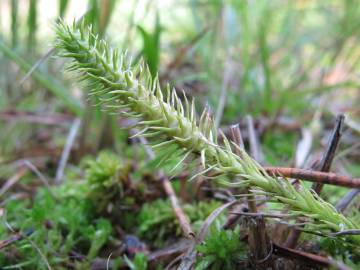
[55,20,360,245]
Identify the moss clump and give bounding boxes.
[83,151,126,212]
[137,199,222,247]
[196,224,247,270]
[0,188,112,269]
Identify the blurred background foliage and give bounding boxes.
[0,0,359,269]
[0,0,359,162]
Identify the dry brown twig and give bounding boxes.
[160,173,195,239]
[137,136,195,239]
[284,115,344,247]
[273,243,351,270]
[0,168,27,198]
[264,167,360,188]
[312,114,345,193]
[177,200,237,270]
[242,119,273,268]
[0,110,73,125]
[246,115,265,164]
[336,188,360,212]
[55,118,81,184]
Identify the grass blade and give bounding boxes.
[0,40,82,115]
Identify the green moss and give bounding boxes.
[196,223,247,270]
[0,187,112,269]
[124,252,149,270]
[83,151,125,212]
[137,199,222,247]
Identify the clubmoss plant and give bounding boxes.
[54,21,360,244]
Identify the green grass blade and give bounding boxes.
[137,13,161,78]
[258,7,272,115]
[59,0,69,18]
[85,0,99,32]
[11,0,19,48]
[0,40,82,115]
[27,0,37,54]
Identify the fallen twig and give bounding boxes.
[230,211,294,219]
[4,220,52,270]
[177,200,236,270]
[247,216,273,268]
[161,173,195,239]
[55,118,81,184]
[230,124,245,150]
[138,136,195,239]
[231,124,273,268]
[23,160,57,199]
[172,165,360,188]
[214,53,234,128]
[273,243,351,270]
[0,168,27,197]
[312,114,344,193]
[222,203,248,230]
[197,200,237,242]
[19,47,55,85]
[0,229,33,250]
[165,26,209,73]
[336,188,360,212]
[284,115,344,247]
[0,110,73,125]
[246,115,264,164]
[148,240,192,265]
[329,229,360,237]
[264,167,360,188]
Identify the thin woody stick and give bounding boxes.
[246,115,264,164]
[243,120,274,268]
[138,136,195,239]
[55,118,81,184]
[273,243,351,270]
[0,168,27,197]
[160,172,195,238]
[312,114,344,193]
[229,125,270,269]
[284,115,344,248]
[177,167,360,189]
[336,189,360,212]
[264,167,360,188]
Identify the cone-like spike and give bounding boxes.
[54,20,360,244]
